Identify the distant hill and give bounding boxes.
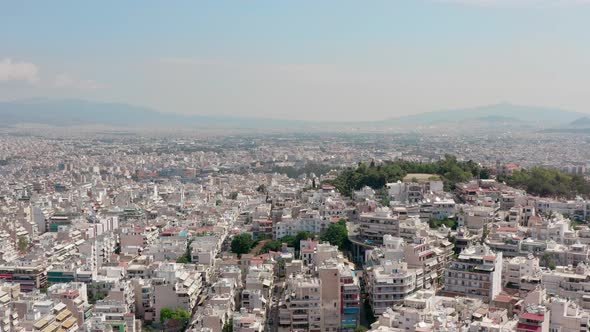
[539,116,590,134]
[476,115,523,123]
[0,98,307,128]
[382,103,586,127]
[0,99,587,131]
[569,116,590,128]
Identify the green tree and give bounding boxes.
[231,234,255,256]
[325,155,484,197]
[541,253,557,270]
[17,236,28,252]
[160,307,190,327]
[280,235,297,247]
[505,167,590,198]
[354,327,368,332]
[261,240,283,253]
[176,256,190,263]
[320,219,351,251]
[429,218,458,230]
[222,319,233,332]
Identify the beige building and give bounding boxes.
[278,274,322,332]
[549,297,590,332]
[359,208,400,244]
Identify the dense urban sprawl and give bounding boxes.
[1,132,590,332]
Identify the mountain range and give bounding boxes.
[380,103,585,127]
[0,98,308,129]
[0,98,587,130]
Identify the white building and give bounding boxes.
[444,244,503,302]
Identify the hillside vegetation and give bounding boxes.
[325,155,487,196]
[502,168,590,198]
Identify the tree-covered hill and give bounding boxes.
[325,155,488,196]
[502,168,590,198]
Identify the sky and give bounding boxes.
[1,0,589,122]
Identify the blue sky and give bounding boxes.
[1,0,589,121]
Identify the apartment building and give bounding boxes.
[366,260,423,315]
[541,263,590,309]
[516,308,549,332]
[403,236,443,288]
[359,208,400,245]
[278,274,322,332]
[152,263,202,321]
[338,265,361,330]
[502,254,541,291]
[457,206,495,231]
[431,198,456,220]
[0,261,47,292]
[549,297,590,332]
[274,214,331,240]
[444,244,503,302]
[90,300,137,332]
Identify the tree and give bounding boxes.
[17,236,28,252]
[256,184,267,193]
[176,256,190,263]
[160,307,190,328]
[354,327,368,332]
[320,219,351,251]
[481,223,489,244]
[505,167,590,199]
[378,188,390,207]
[222,319,233,332]
[261,240,283,253]
[541,253,556,270]
[229,191,239,200]
[231,234,254,256]
[326,155,482,197]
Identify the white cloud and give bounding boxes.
[0,58,40,83]
[54,73,104,90]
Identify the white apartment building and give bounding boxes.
[152,263,202,321]
[274,213,331,240]
[444,244,503,302]
[431,198,456,220]
[541,263,590,310]
[535,197,590,221]
[502,254,541,291]
[366,261,423,315]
